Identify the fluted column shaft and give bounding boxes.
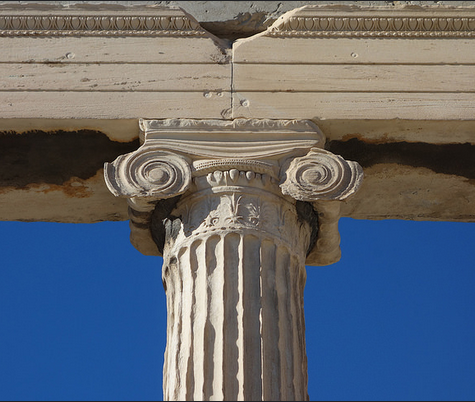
[160,170,312,401]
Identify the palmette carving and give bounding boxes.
[171,169,312,257]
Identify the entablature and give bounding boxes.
[0,3,474,225]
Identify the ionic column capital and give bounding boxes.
[104,118,363,266]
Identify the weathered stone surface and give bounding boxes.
[104,117,363,400]
[1,3,474,402]
[1,1,473,38]
[233,5,475,120]
[104,118,363,266]
[0,3,474,225]
[0,170,129,223]
[0,4,231,120]
[161,169,313,401]
[0,127,138,222]
[1,120,473,224]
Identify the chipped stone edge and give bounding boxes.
[232,4,475,47]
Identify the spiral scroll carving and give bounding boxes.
[280,148,363,201]
[104,149,191,199]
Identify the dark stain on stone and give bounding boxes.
[296,200,319,258]
[326,138,475,180]
[151,196,182,255]
[0,130,139,188]
[127,208,153,230]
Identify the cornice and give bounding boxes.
[266,5,475,38]
[0,7,207,37]
[3,5,475,39]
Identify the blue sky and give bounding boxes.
[0,218,474,401]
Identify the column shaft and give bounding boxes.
[161,172,312,401]
[163,233,308,401]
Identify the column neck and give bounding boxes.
[164,169,316,260]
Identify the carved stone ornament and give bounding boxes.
[267,5,475,38]
[4,5,475,39]
[104,118,363,401]
[0,6,207,37]
[280,148,363,202]
[104,118,363,266]
[104,150,192,199]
